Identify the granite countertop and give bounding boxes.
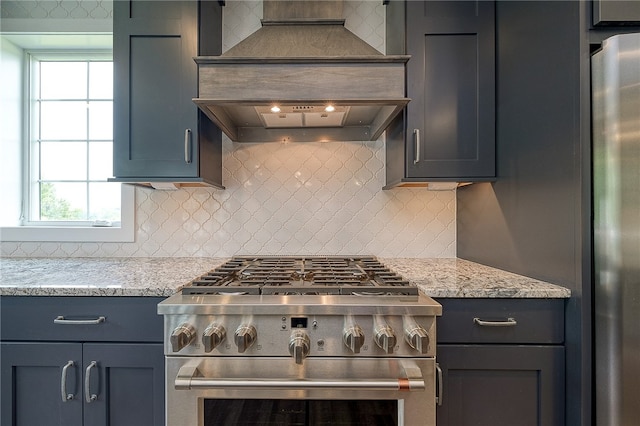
[379,258,570,298]
[0,257,570,298]
[0,257,228,297]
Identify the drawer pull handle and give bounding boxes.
[85,361,98,403]
[60,360,75,402]
[473,317,517,327]
[54,316,105,325]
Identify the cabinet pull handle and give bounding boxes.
[436,363,443,406]
[473,317,518,327]
[54,316,105,325]
[413,129,420,164]
[85,361,98,403]
[60,360,75,402]
[184,128,192,164]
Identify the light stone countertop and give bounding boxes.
[0,257,228,297]
[379,258,571,298]
[0,257,570,298]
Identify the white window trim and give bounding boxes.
[0,184,135,242]
[25,50,115,225]
[0,46,135,244]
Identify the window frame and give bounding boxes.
[26,50,117,225]
[0,47,134,243]
[0,184,135,242]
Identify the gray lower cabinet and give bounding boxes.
[0,297,165,426]
[111,0,223,188]
[435,298,565,426]
[384,0,495,187]
[1,342,83,426]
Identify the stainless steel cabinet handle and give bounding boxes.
[184,128,192,164]
[54,316,105,325]
[436,363,443,406]
[175,365,424,392]
[85,361,98,403]
[413,129,420,164]
[60,360,75,402]
[473,317,518,327]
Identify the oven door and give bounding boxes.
[166,356,435,426]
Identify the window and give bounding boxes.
[26,52,119,225]
[0,40,134,243]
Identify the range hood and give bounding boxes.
[194,0,410,143]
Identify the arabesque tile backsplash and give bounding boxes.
[0,1,456,258]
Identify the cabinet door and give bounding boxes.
[436,345,564,426]
[593,0,640,26]
[113,0,199,178]
[1,342,83,426]
[406,0,495,179]
[82,343,165,426]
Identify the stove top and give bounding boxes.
[160,256,441,359]
[181,256,418,297]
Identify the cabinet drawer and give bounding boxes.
[435,298,564,344]
[0,296,164,342]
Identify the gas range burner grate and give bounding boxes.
[181,256,418,296]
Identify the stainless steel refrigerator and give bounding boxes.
[593,32,640,426]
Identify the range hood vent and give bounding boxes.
[194,0,410,143]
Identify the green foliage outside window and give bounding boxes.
[40,183,83,220]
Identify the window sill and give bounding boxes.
[0,185,135,243]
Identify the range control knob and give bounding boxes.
[170,323,196,353]
[343,324,365,354]
[202,323,226,353]
[374,324,397,354]
[288,329,311,365]
[234,324,257,353]
[404,319,430,354]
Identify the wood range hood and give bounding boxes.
[193,0,410,143]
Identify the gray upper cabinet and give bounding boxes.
[111,0,224,188]
[385,1,495,188]
[592,0,640,26]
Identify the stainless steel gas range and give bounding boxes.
[158,256,442,426]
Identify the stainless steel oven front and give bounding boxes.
[166,356,435,425]
[158,257,442,426]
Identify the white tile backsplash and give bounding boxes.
[0,1,457,259]
[0,1,113,20]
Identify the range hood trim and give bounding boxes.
[195,0,410,143]
[194,55,411,65]
[193,99,411,106]
[195,57,409,142]
[194,98,410,143]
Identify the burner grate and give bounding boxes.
[180,256,416,296]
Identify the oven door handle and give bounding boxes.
[175,365,425,392]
